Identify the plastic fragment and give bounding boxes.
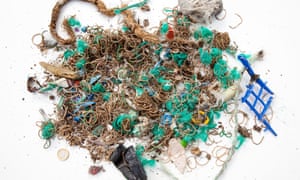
[238,54,277,136]
[110,144,147,180]
[75,58,86,69]
[91,83,106,93]
[63,49,75,60]
[39,61,80,80]
[77,39,88,55]
[89,165,105,175]
[161,112,172,125]
[168,138,186,173]
[166,26,175,40]
[39,83,57,93]
[160,22,169,34]
[68,17,81,27]
[235,134,246,149]
[89,75,101,84]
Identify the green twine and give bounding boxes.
[172,52,188,67]
[77,39,88,55]
[112,113,137,134]
[91,83,106,93]
[177,110,192,123]
[213,59,228,77]
[136,145,156,167]
[41,121,55,139]
[114,0,148,14]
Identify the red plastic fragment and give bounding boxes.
[166,26,175,40]
[88,165,105,175]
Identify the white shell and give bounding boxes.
[178,0,223,23]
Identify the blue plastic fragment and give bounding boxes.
[74,101,95,113]
[161,113,172,125]
[89,75,101,84]
[74,116,82,122]
[238,54,277,136]
[81,26,87,33]
[86,94,95,101]
[238,54,273,94]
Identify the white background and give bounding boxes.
[1,0,300,179]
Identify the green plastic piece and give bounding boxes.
[77,39,88,55]
[39,83,57,93]
[135,87,144,96]
[68,17,81,27]
[63,49,75,60]
[102,92,111,101]
[160,22,169,34]
[122,26,129,32]
[162,82,172,92]
[184,83,192,91]
[172,52,188,67]
[157,77,168,84]
[57,96,65,109]
[165,100,173,112]
[149,67,160,78]
[91,83,106,93]
[180,139,188,148]
[235,134,246,149]
[75,58,86,69]
[41,121,55,139]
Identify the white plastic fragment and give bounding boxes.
[168,138,186,173]
[52,78,69,88]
